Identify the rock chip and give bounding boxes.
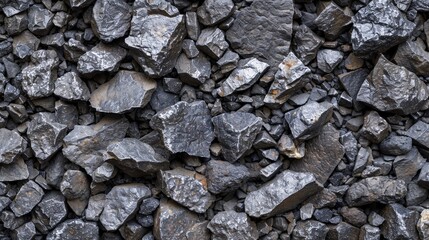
[12,222,36,240]
[175,53,211,86]
[245,170,323,218]
[380,203,419,240]
[394,40,429,77]
[150,101,214,158]
[314,2,352,40]
[0,128,26,164]
[0,157,29,182]
[403,120,429,149]
[13,30,40,59]
[292,25,324,65]
[278,133,305,159]
[212,112,262,162]
[197,0,234,26]
[196,27,228,60]
[418,209,429,240]
[32,191,67,233]
[90,71,157,114]
[60,170,90,216]
[54,72,91,101]
[91,0,131,42]
[85,194,105,221]
[77,43,127,75]
[292,220,329,240]
[206,160,251,194]
[379,133,412,156]
[10,180,44,217]
[46,219,99,240]
[393,147,426,183]
[208,211,258,240]
[317,49,344,73]
[361,111,390,144]
[28,4,54,35]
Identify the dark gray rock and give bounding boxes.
[404,120,429,149]
[0,128,26,164]
[32,191,67,233]
[418,209,429,240]
[351,0,415,56]
[77,43,127,75]
[356,55,429,115]
[245,170,322,218]
[28,4,54,35]
[212,112,262,162]
[217,50,240,74]
[119,221,145,240]
[368,212,385,227]
[206,160,251,194]
[66,0,95,8]
[406,182,428,206]
[90,70,157,114]
[394,40,429,77]
[314,2,352,40]
[292,220,329,240]
[1,210,26,230]
[345,176,407,206]
[46,219,99,240]
[340,132,358,162]
[359,224,381,240]
[12,222,36,240]
[0,0,32,17]
[208,211,258,240]
[10,180,44,217]
[327,222,360,240]
[380,203,419,240]
[197,0,234,26]
[196,27,228,60]
[159,168,214,213]
[60,170,90,216]
[226,0,293,70]
[292,25,324,65]
[54,72,91,101]
[379,133,412,156]
[361,111,390,144]
[217,58,269,97]
[317,49,344,73]
[0,157,29,182]
[149,85,180,112]
[0,196,11,213]
[182,39,199,58]
[150,101,214,158]
[393,147,426,183]
[339,69,369,106]
[139,197,159,215]
[100,184,150,231]
[64,38,88,62]
[13,30,40,59]
[186,12,200,41]
[85,194,105,221]
[175,53,211,86]
[91,0,131,42]
[418,163,429,189]
[353,147,371,177]
[264,52,311,105]
[21,50,60,99]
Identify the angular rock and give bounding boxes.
[406,182,428,206]
[359,224,381,240]
[264,52,311,105]
[403,120,429,149]
[91,162,117,183]
[206,160,251,194]
[77,43,127,75]
[284,101,334,141]
[208,211,258,240]
[60,170,90,216]
[91,0,131,42]
[317,49,344,73]
[217,58,269,97]
[197,0,234,26]
[150,101,214,158]
[314,2,352,40]
[393,147,426,183]
[212,112,262,162]
[12,222,36,240]
[418,163,429,189]
[159,168,214,213]
[418,209,429,240]
[351,0,415,56]
[196,27,228,60]
[85,194,105,221]
[90,71,156,114]
[66,0,95,8]
[394,40,429,77]
[100,184,150,231]
[340,132,358,162]
[292,220,329,240]
[54,72,91,101]
[345,176,407,206]
[0,0,32,17]
[0,128,26,164]
[10,180,44,217]
[32,191,67,233]
[46,219,99,240]
[361,111,390,144]
[245,170,322,218]
[278,133,305,159]
[28,112,67,161]
[182,39,199,58]
[292,24,324,65]
[289,124,344,184]
[106,138,169,177]
[356,55,429,115]
[13,30,40,59]
[175,53,211,86]
[380,203,419,240]
[64,38,88,62]
[28,4,54,35]
[226,0,293,70]
[412,0,429,11]
[379,133,412,156]
[21,50,60,99]
[0,157,29,182]
[327,222,360,240]
[339,69,369,105]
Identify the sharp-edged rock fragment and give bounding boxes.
[356,55,429,115]
[12,222,36,240]
[345,176,407,206]
[0,157,29,182]
[100,184,150,231]
[150,101,214,158]
[292,25,324,65]
[85,194,105,221]
[394,40,429,77]
[393,147,426,183]
[351,0,415,56]
[159,168,214,213]
[0,0,32,17]
[208,211,258,240]
[278,133,305,159]
[361,111,390,144]
[212,112,262,162]
[66,0,95,8]
[0,128,26,164]
[403,120,429,149]
[379,133,412,156]
[90,70,157,114]
[197,0,234,26]
[418,209,429,240]
[175,53,211,86]
[196,27,228,60]
[54,72,91,101]
[314,2,352,40]
[292,220,329,240]
[106,138,169,177]
[46,219,99,240]
[380,203,419,240]
[91,0,131,42]
[359,224,381,240]
[10,180,44,217]
[327,222,360,240]
[77,43,127,75]
[60,170,90,216]
[32,191,67,234]
[317,49,344,73]
[217,58,269,97]
[28,4,54,35]
[245,170,322,218]
[13,30,40,59]
[206,160,251,194]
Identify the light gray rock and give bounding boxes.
[32,191,67,234]
[77,43,127,75]
[418,209,429,240]
[91,0,131,42]
[0,157,29,182]
[317,49,344,73]
[28,4,54,35]
[380,203,419,240]
[208,211,258,240]
[0,128,26,164]
[292,220,329,240]
[85,194,106,221]
[54,72,91,101]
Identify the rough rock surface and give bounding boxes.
[380,203,419,240]
[54,72,91,101]
[0,128,26,164]
[46,219,99,240]
[10,180,44,217]
[394,40,429,77]
[91,0,131,42]
[208,211,258,240]
[77,43,127,75]
[206,160,251,194]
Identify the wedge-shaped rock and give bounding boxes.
[394,40,429,77]
[245,170,323,218]
[0,0,32,17]
[90,70,157,114]
[345,176,407,206]
[10,180,44,217]
[351,0,415,56]
[62,117,129,175]
[150,101,214,158]
[197,0,234,26]
[381,203,419,240]
[91,0,131,42]
[46,219,99,240]
[77,43,127,75]
[54,72,91,101]
[361,111,390,144]
[212,112,262,162]
[32,191,67,234]
[289,124,344,184]
[208,211,258,240]
[0,157,29,182]
[175,53,211,86]
[284,101,333,141]
[393,147,426,183]
[292,25,324,65]
[107,138,169,177]
[206,160,251,194]
[314,2,352,40]
[356,55,429,115]
[196,27,228,60]
[0,129,26,164]
[217,58,269,97]
[404,121,429,149]
[100,184,150,231]
[159,168,214,213]
[264,52,311,105]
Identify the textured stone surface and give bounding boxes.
[0,128,26,164]
[196,27,228,60]
[394,40,429,77]
[292,220,329,240]
[212,112,262,162]
[28,4,54,35]
[0,157,29,182]
[393,147,426,183]
[77,43,127,75]
[418,209,429,240]
[208,211,258,240]
[314,2,352,40]
[317,49,344,73]
[379,133,412,156]
[54,72,91,101]
[175,53,211,86]
[206,160,251,194]
[361,111,390,144]
[46,219,99,240]
[32,191,67,233]
[60,170,90,216]
[380,203,419,240]
[150,101,214,158]
[91,0,131,42]
[12,222,36,240]
[197,0,234,26]
[13,30,39,59]
[10,181,44,217]
[245,170,322,218]
[0,0,32,17]
[90,70,157,114]
[404,121,429,149]
[292,25,324,65]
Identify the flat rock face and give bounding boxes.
[226,0,293,70]
[345,176,407,206]
[314,2,352,40]
[289,124,344,184]
[351,0,415,56]
[90,71,157,114]
[356,55,429,115]
[197,0,234,26]
[32,191,67,234]
[77,43,127,75]
[245,170,323,218]
[394,40,429,77]
[380,203,419,240]
[175,53,211,86]
[206,160,251,194]
[393,147,426,183]
[0,157,29,182]
[10,180,44,217]
[212,112,262,162]
[361,111,390,144]
[46,219,99,240]
[100,184,151,231]
[159,168,215,213]
[0,128,26,164]
[404,120,429,149]
[54,72,91,101]
[292,25,324,65]
[207,211,258,240]
[150,101,214,158]
[91,0,131,42]
[292,220,329,240]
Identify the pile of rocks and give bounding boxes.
[0,0,429,239]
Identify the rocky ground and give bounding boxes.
[0,0,429,239]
